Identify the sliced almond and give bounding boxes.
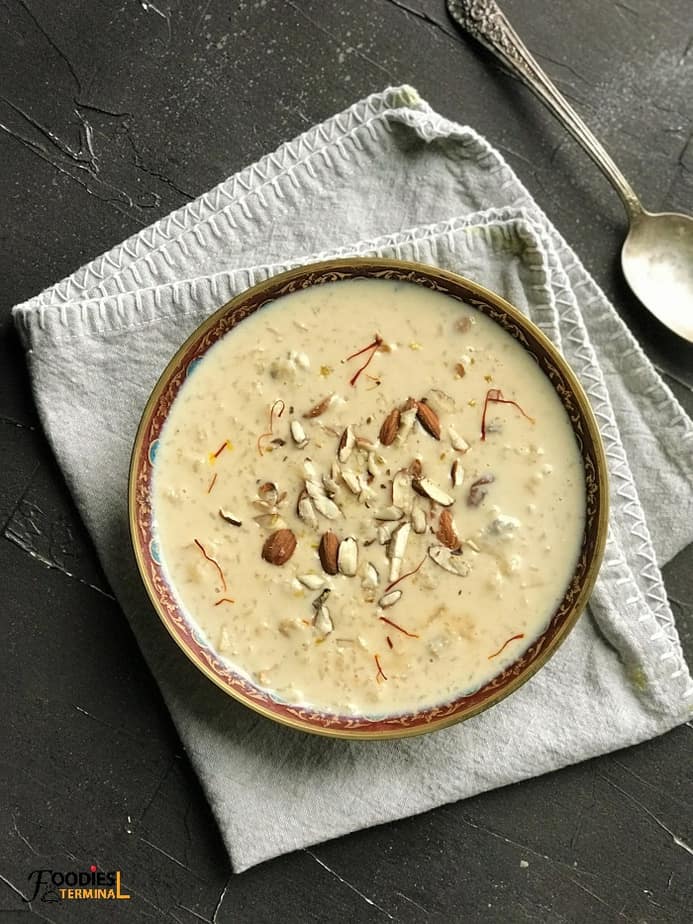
[428,545,471,576]
[262,529,297,566]
[312,492,341,519]
[341,468,362,495]
[303,394,334,418]
[373,505,404,521]
[323,465,341,497]
[337,537,358,576]
[388,522,411,583]
[388,522,410,564]
[258,481,279,507]
[297,573,325,590]
[396,400,418,445]
[409,458,423,479]
[314,604,333,636]
[252,497,276,512]
[448,425,470,453]
[379,407,400,446]
[411,504,427,535]
[361,562,379,588]
[290,420,309,449]
[319,531,339,575]
[355,436,377,452]
[219,508,242,526]
[413,477,454,507]
[416,400,441,440]
[392,470,413,512]
[377,522,398,544]
[303,458,320,483]
[436,509,460,550]
[338,425,355,463]
[379,589,402,608]
[367,450,386,477]
[297,490,318,529]
[451,459,464,489]
[427,389,456,414]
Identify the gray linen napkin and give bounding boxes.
[13,86,693,872]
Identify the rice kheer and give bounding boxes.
[152,278,586,716]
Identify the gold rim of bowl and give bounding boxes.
[128,257,609,740]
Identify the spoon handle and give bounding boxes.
[447,0,643,220]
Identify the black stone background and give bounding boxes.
[1,1,692,922]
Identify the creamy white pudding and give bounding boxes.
[152,278,585,716]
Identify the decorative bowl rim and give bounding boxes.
[128,257,609,740]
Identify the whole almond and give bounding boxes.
[436,509,460,549]
[319,531,339,575]
[416,400,441,440]
[379,407,400,446]
[262,528,297,566]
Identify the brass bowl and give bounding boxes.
[129,258,608,739]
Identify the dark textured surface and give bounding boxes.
[1,1,692,921]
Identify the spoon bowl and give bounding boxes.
[622,211,693,342]
[448,0,693,343]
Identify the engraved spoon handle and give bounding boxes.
[447,0,643,220]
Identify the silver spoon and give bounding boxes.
[447,0,693,343]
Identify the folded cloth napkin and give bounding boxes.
[13,86,693,872]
